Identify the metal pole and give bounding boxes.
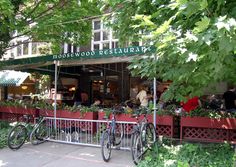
[54,60,58,129]
[153,77,157,128]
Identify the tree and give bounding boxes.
[102,0,236,101]
[0,0,101,57]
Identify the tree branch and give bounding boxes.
[22,0,43,23]
[27,0,70,25]
[3,37,32,53]
[10,30,32,41]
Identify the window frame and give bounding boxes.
[91,19,118,51]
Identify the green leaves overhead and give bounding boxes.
[103,0,236,101]
[193,16,210,33]
[0,0,101,56]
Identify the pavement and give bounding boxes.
[0,142,134,167]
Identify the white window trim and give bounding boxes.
[91,19,118,51]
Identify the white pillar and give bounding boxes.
[54,60,58,129]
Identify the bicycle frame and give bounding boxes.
[104,111,117,145]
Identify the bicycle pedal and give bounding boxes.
[114,146,121,150]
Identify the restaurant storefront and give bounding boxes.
[1,45,156,106]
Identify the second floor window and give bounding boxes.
[91,19,118,51]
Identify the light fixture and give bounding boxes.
[21,86,28,90]
[100,71,103,77]
[69,87,76,91]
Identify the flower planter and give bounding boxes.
[0,106,36,122]
[155,115,174,138]
[40,110,56,117]
[180,116,236,143]
[0,106,35,115]
[59,110,98,120]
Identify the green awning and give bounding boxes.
[1,45,156,70]
[0,70,30,86]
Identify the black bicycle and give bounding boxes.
[101,108,124,162]
[131,108,156,165]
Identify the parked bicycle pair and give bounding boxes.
[7,110,49,150]
[101,107,156,165]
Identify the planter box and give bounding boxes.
[59,110,98,120]
[0,106,36,122]
[0,106,35,115]
[40,110,57,117]
[181,116,236,143]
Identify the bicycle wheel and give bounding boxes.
[131,131,143,165]
[35,120,48,141]
[101,130,112,162]
[114,123,124,145]
[8,124,27,150]
[145,123,156,148]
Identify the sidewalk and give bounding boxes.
[0,142,134,167]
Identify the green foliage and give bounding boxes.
[0,0,101,56]
[138,140,236,167]
[102,0,236,102]
[0,121,11,149]
[102,108,112,118]
[0,99,33,108]
[187,107,236,118]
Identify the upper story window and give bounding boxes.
[63,43,79,53]
[15,41,47,57]
[91,19,118,51]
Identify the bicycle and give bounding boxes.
[7,110,49,150]
[101,108,125,162]
[130,107,156,165]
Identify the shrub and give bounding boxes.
[138,139,236,167]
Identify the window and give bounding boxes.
[94,20,101,30]
[17,41,22,57]
[23,41,28,55]
[67,44,72,53]
[32,42,38,54]
[63,43,79,53]
[91,19,118,50]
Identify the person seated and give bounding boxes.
[181,96,202,113]
[223,85,236,112]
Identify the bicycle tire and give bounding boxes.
[131,131,143,165]
[101,130,112,162]
[35,120,48,141]
[114,123,124,145]
[8,124,27,150]
[145,123,156,148]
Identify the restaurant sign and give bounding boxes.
[3,46,155,68]
[52,45,155,61]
